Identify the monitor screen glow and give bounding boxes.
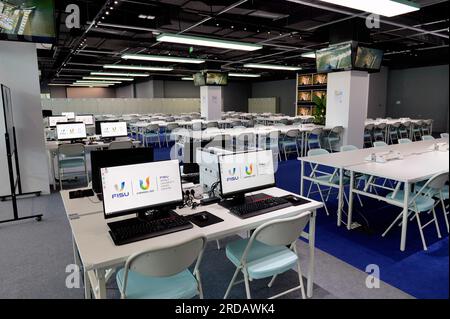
[75,115,94,125]
[62,112,75,119]
[56,123,87,140]
[48,116,68,127]
[219,150,275,197]
[100,121,128,138]
[101,160,183,218]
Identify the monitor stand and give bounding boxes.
[101,137,115,143]
[71,139,84,144]
[219,193,273,209]
[136,207,175,222]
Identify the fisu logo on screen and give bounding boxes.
[139,177,150,191]
[245,164,254,176]
[112,181,129,199]
[227,168,239,182]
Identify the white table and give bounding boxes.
[61,187,323,299]
[347,140,449,251]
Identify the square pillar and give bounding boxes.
[326,71,369,149]
[201,86,223,120]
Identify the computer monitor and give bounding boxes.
[95,120,119,135]
[90,147,154,194]
[101,121,128,138]
[218,150,275,199]
[62,112,75,120]
[56,122,87,141]
[75,115,95,126]
[100,160,183,219]
[42,110,53,118]
[48,116,68,127]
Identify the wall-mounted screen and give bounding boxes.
[354,47,384,71]
[316,43,353,73]
[206,72,228,86]
[0,0,55,43]
[193,73,206,86]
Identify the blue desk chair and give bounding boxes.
[143,124,161,147]
[279,129,300,161]
[57,143,89,190]
[116,236,206,299]
[398,122,411,139]
[421,135,435,141]
[363,124,374,148]
[223,214,310,299]
[383,173,447,251]
[306,127,323,151]
[323,126,344,152]
[411,121,423,141]
[373,123,387,143]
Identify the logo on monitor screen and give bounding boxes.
[245,164,254,176]
[227,168,239,182]
[139,177,150,191]
[112,181,129,199]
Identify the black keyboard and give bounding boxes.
[107,211,193,246]
[228,197,293,219]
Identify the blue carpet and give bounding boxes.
[154,146,448,299]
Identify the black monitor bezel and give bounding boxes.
[218,150,276,199]
[56,121,87,141]
[95,120,119,135]
[100,160,184,220]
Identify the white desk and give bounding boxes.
[61,187,323,299]
[347,141,449,251]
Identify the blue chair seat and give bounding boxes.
[59,157,85,169]
[279,140,298,147]
[226,239,298,280]
[386,190,435,212]
[116,268,198,299]
[316,174,349,185]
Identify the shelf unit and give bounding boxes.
[295,73,328,116]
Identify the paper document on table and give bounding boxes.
[428,143,449,152]
[365,151,403,163]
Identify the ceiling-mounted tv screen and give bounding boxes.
[354,47,384,71]
[193,73,206,86]
[316,43,353,73]
[0,0,55,43]
[206,72,228,86]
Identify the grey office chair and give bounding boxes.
[109,140,134,150]
[57,143,89,190]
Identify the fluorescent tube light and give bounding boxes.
[316,0,420,17]
[103,64,173,71]
[76,80,122,84]
[157,33,263,52]
[122,54,205,64]
[91,72,150,77]
[71,84,112,87]
[83,76,134,81]
[181,77,194,81]
[48,83,70,86]
[244,63,301,71]
[228,73,261,78]
[301,51,316,58]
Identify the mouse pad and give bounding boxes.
[187,211,223,228]
[281,195,311,206]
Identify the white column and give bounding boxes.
[200,86,223,120]
[0,41,50,196]
[325,71,369,148]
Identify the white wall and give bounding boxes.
[326,71,369,148]
[0,41,50,196]
[115,84,134,98]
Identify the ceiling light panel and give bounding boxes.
[103,65,173,71]
[244,63,301,71]
[122,54,205,64]
[91,72,150,77]
[315,0,420,17]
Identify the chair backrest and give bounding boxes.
[109,140,133,150]
[376,123,386,129]
[340,145,358,152]
[309,128,323,136]
[421,135,435,141]
[192,122,203,131]
[364,124,374,131]
[120,236,206,298]
[398,138,412,144]
[146,124,160,132]
[373,141,388,148]
[391,122,401,128]
[166,123,179,131]
[401,121,411,128]
[330,126,344,134]
[414,120,423,127]
[58,143,85,157]
[181,117,191,121]
[441,133,449,138]
[231,121,242,127]
[285,129,299,138]
[423,119,433,126]
[308,148,329,156]
[207,121,219,128]
[250,214,311,249]
[425,172,449,191]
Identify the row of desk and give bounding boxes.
[61,186,323,299]
[299,138,449,251]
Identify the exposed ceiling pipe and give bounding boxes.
[286,0,449,39]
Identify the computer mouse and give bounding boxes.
[198,213,209,221]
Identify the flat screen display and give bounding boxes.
[62,112,75,120]
[100,121,127,138]
[206,72,228,86]
[354,46,384,71]
[101,160,183,218]
[193,73,206,86]
[316,43,353,73]
[219,150,275,197]
[75,115,94,126]
[56,122,86,141]
[48,116,68,127]
[0,0,55,43]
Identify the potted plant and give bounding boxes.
[312,94,326,125]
